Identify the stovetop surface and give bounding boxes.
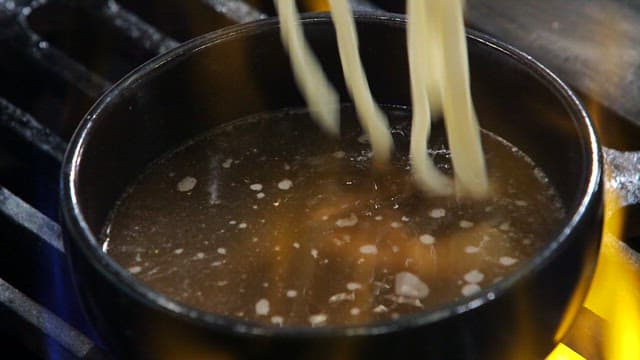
[1,1,639,359]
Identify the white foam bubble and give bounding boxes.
[177,176,197,192]
[429,208,446,218]
[359,245,378,255]
[463,270,484,284]
[461,283,481,296]
[255,299,270,316]
[278,179,293,190]
[419,234,435,245]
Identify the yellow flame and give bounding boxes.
[546,169,640,360]
[302,0,330,12]
[547,343,586,360]
[585,164,640,360]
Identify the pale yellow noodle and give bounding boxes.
[423,1,445,118]
[274,0,340,136]
[275,0,488,198]
[328,0,393,164]
[407,0,453,195]
[438,0,488,198]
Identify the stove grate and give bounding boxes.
[0,1,637,359]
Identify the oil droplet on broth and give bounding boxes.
[102,107,565,327]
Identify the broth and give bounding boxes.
[102,107,565,327]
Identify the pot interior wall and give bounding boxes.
[75,17,589,245]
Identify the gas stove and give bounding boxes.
[1,1,639,359]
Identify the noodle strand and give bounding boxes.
[407,0,453,196]
[329,0,393,164]
[275,0,489,198]
[438,0,489,198]
[274,0,340,136]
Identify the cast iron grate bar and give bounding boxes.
[202,0,268,23]
[3,1,112,97]
[1,0,182,98]
[201,0,383,25]
[0,187,63,253]
[0,184,104,352]
[0,98,67,163]
[0,277,107,359]
[27,42,111,99]
[562,307,605,360]
[349,0,383,12]
[0,103,64,218]
[99,0,179,55]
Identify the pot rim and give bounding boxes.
[61,12,602,338]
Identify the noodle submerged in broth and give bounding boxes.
[103,107,565,327]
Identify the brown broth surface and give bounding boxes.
[102,107,565,327]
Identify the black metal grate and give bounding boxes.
[0,1,382,357]
[0,1,272,358]
[0,0,638,359]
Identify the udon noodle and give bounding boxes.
[274,0,488,197]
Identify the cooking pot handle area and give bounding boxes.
[603,148,640,212]
[575,147,640,360]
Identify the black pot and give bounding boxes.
[61,14,602,360]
